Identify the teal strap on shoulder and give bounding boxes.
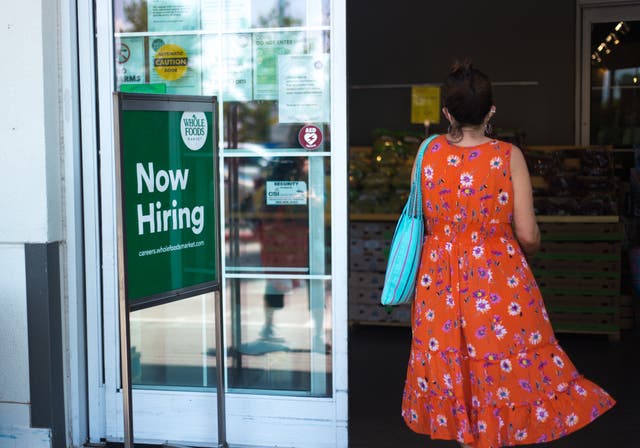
[409,134,439,217]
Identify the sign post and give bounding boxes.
[114,93,226,448]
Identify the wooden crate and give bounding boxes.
[350,252,388,273]
[348,285,382,305]
[619,295,634,330]
[550,312,618,334]
[350,220,394,273]
[348,302,411,324]
[349,272,385,290]
[530,257,619,273]
[532,218,623,338]
[350,221,395,240]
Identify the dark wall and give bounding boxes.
[347,0,577,146]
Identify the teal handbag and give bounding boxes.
[380,134,438,306]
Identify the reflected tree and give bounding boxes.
[119,0,148,33]
[257,0,302,28]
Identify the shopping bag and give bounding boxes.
[380,134,438,305]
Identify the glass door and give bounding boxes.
[93,0,347,446]
[579,4,640,146]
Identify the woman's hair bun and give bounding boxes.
[443,59,493,127]
[449,59,474,78]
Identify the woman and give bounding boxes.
[401,61,615,448]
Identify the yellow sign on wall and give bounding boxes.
[411,85,441,125]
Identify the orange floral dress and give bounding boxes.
[401,136,615,448]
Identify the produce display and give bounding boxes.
[351,132,618,217]
[349,130,422,214]
[524,146,618,216]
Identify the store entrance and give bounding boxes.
[346,2,640,447]
[87,1,348,446]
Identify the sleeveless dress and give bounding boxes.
[401,136,615,448]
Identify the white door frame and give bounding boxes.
[82,0,348,446]
[576,0,640,145]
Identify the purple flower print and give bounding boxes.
[460,172,474,187]
[472,246,484,259]
[508,301,521,316]
[514,429,528,442]
[518,357,532,368]
[519,379,533,392]
[461,187,475,196]
[447,155,460,166]
[494,324,507,339]
[476,298,491,313]
[473,289,487,299]
[500,359,512,372]
[424,165,434,179]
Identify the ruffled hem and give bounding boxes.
[402,343,616,448]
[403,376,614,447]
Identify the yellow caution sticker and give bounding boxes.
[153,44,188,81]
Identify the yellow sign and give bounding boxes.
[411,85,441,125]
[153,44,188,81]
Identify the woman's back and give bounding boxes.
[420,135,513,229]
[403,134,615,447]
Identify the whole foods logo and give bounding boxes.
[180,112,208,151]
[153,43,188,81]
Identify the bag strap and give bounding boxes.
[408,134,439,218]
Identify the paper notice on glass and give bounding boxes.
[411,85,441,125]
[266,181,308,205]
[149,35,202,95]
[278,54,330,124]
[116,37,146,87]
[201,0,251,31]
[253,32,306,100]
[202,34,253,101]
[148,0,200,32]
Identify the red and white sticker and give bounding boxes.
[298,125,323,150]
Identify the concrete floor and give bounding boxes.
[105,323,638,447]
[348,324,639,448]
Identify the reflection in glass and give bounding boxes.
[590,21,640,147]
[113,0,330,33]
[114,0,148,33]
[225,278,332,396]
[224,156,331,274]
[130,293,217,388]
[113,0,335,399]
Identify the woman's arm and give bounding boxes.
[511,145,541,255]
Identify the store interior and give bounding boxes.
[346,1,640,447]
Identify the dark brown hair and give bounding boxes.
[442,60,493,126]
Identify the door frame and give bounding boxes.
[82,0,348,446]
[576,0,640,145]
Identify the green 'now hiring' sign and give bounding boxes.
[118,95,219,309]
